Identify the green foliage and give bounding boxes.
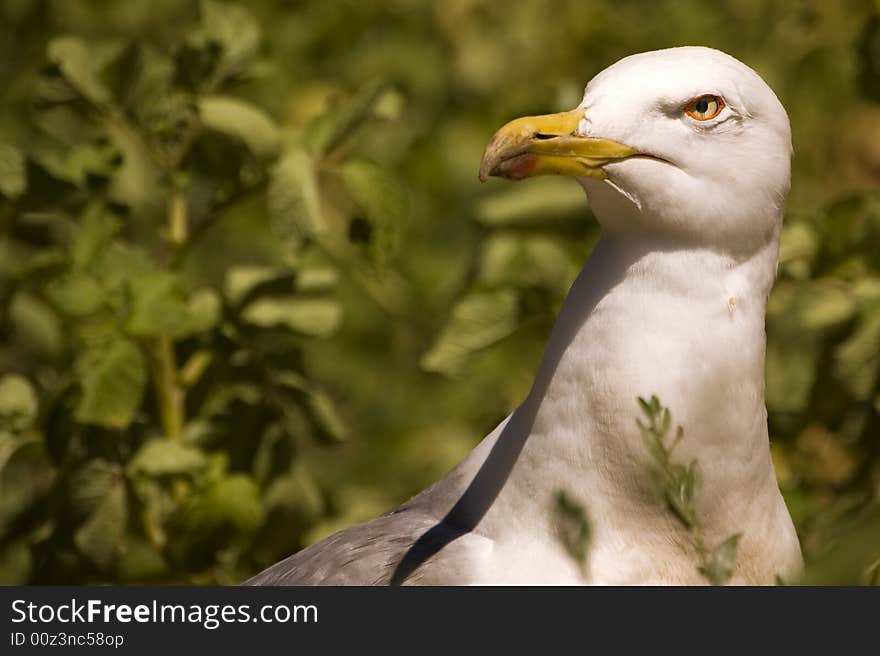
[197,96,280,160]
[0,0,407,583]
[268,150,324,248]
[0,0,878,584]
[0,375,38,433]
[74,336,146,429]
[338,160,407,268]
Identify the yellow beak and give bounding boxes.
[479,108,638,182]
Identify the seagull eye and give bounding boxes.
[685,94,724,121]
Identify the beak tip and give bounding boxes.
[478,157,494,182]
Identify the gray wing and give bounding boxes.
[242,507,483,585]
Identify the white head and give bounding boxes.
[480,47,792,258]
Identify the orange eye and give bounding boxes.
[685,94,724,121]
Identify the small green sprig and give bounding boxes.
[637,395,742,586]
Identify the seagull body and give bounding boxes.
[246,47,802,585]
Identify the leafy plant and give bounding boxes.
[0,0,406,583]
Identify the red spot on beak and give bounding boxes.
[505,154,538,181]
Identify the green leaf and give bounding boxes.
[45,273,104,316]
[9,292,63,357]
[47,36,112,104]
[61,143,121,187]
[29,109,120,186]
[112,43,175,120]
[241,297,341,337]
[185,288,222,335]
[699,533,742,586]
[296,266,339,293]
[129,477,169,548]
[268,149,323,252]
[272,370,309,391]
[854,277,880,306]
[264,465,324,519]
[663,480,696,529]
[74,336,146,429]
[213,474,263,533]
[198,0,261,79]
[553,490,592,567]
[116,536,168,582]
[93,243,158,288]
[72,201,121,269]
[125,273,191,338]
[0,375,38,433]
[74,480,127,569]
[20,248,67,278]
[306,388,348,443]
[33,104,99,145]
[171,473,264,562]
[106,116,163,210]
[421,289,520,376]
[660,407,671,435]
[224,265,288,306]
[68,459,121,518]
[0,144,26,199]
[200,383,262,418]
[338,159,406,267]
[128,439,207,477]
[251,423,286,485]
[180,350,213,388]
[0,441,55,537]
[198,95,280,160]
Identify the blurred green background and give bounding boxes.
[0,0,878,584]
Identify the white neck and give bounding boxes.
[438,225,795,582]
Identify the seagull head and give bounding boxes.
[480,47,792,255]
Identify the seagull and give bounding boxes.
[245,46,803,585]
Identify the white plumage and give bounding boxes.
[246,46,802,585]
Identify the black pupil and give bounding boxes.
[695,98,710,113]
